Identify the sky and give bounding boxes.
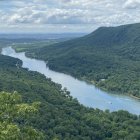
[0,0,140,33]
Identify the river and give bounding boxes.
[2,47,140,115]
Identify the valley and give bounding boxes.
[0,43,140,140]
[1,0,140,139]
[2,46,140,115]
[13,23,140,99]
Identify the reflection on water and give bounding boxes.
[2,47,140,115]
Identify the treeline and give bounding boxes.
[0,54,140,139]
[15,23,140,98]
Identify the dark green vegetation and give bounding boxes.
[0,49,140,139]
[16,23,140,98]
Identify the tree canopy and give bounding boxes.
[0,91,44,140]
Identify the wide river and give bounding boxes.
[2,47,140,115]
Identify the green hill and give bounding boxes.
[20,23,140,98]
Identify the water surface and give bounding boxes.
[2,47,140,115]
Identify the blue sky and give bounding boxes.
[0,0,140,33]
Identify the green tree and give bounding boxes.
[0,91,44,140]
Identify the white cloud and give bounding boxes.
[0,0,140,33]
[123,0,140,9]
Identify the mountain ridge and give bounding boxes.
[14,23,140,98]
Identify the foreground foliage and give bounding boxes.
[0,54,140,140]
[0,91,44,140]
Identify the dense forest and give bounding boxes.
[0,48,140,139]
[14,23,140,98]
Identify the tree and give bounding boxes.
[0,91,44,140]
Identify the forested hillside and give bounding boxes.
[17,23,140,98]
[0,54,140,139]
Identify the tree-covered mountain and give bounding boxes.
[18,23,140,98]
[0,53,140,139]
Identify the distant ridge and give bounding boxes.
[19,22,140,98]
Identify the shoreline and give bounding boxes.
[130,95,140,100]
[13,46,140,101]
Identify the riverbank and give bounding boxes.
[13,45,140,101]
[1,46,140,139]
[81,77,140,101]
[130,95,140,100]
[2,46,140,115]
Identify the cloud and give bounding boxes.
[123,0,140,9]
[0,0,140,33]
[0,6,89,24]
